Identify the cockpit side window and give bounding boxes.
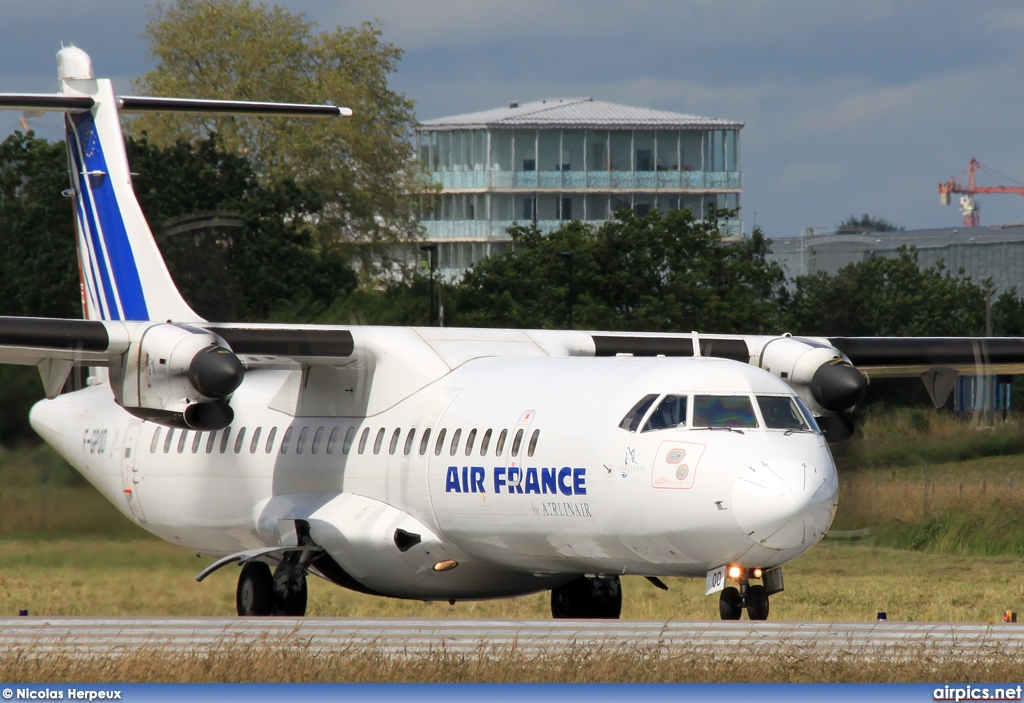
[794,397,822,433]
[693,395,758,428]
[642,395,688,432]
[618,394,659,432]
[756,395,809,430]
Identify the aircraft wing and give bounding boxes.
[827,337,1024,378]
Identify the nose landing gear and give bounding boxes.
[718,571,773,621]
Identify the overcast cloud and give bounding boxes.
[3,0,1024,238]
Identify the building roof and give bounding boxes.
[769,224,1024,255]
[417,97,743,131]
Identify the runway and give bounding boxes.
[1,618,1023,657]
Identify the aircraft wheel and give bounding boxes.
[746,584,769,621]
[236,561,274,616]
[551,575,622,619]
[719,586,742,620]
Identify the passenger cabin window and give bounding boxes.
[480,429,492,455]
[326,427,339,455]
[312,427,324,454]
[757,396,810,431]
[495,429,507,455]
[150,428,162,453]
[511,429,524,457]
[250,427,262,454]
[191,432,203,454]
[434,428,447,456]
[357,428,370,455]
[449,429,462,457]
[280,427,293,454]
[163,429,175,453]
[343,427,356,454]
[297,427,309,454]
[219,427,232,453]
[178,431,188,454]
[403,428,416,456]
[693,395,758,429]
[389,428,401,455]
[234,427,247,454]
[206,431,217,454]
[373,428,385,455]
[527,429,540,457]
[265,427,277,454]
[619,394,659,432]
[419,428,432,456]
[643,395,687,432]
[465,429,477,455]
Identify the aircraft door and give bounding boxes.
[502,409,536,491]
[120,422,146,523]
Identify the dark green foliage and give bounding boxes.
[0,133,79,319]
[838,213,904,232]
[788,248,986,337]
[447,210,790,333]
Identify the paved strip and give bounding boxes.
[1,619,1023,658]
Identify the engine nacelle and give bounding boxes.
[110,323,244,430]
[757,336,867,414]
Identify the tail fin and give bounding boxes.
[0,45,348,323]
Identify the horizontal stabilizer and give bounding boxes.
[0,93,95,112]
[116,96,350,118]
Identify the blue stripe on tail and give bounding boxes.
[66,112,149,321]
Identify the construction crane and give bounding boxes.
[938,158,1024,227]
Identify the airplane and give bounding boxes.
[2,46,1023,621]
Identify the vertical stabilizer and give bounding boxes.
[58,46,202,323]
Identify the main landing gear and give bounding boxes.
[236,560,309,616]
[551,575,622,619]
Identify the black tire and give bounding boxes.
[719,586,742,620]
[746,584,770,621]
[236,561,274,616]
[550,575,622,619]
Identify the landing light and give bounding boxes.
[753,567,763,579]
[433,560,458,572]
[727,565,742,579]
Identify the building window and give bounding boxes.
[522,197,536,221]
[560,197,572,221]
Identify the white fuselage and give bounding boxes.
[31,355,838,601]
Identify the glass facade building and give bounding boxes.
[414,98,744,276]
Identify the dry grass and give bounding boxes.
[3,643,1024,683]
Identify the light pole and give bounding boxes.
[557,251,574,330]
[419,244,437,326]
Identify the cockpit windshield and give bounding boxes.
[756,395,810,430]
[642,395,687,432]
[693,395,757,429]
[618,394,658,432]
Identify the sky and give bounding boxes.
[3,0,1024,238]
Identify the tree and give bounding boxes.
[787,248,986,337]
[131,0,423,264]
[448,209,790,333]
[837,213,904,232]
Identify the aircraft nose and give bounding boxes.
[731,459,837,550]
